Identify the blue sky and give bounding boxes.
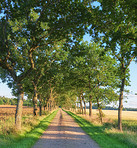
[127,61,137,94]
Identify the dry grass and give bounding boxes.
[0,109,58,148]
[91,109,137,120]
[0,105,34,121]
[0,105,47,135]
[75,109,137,125]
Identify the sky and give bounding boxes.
[127,62,137,94]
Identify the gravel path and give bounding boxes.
[32,109,100,148]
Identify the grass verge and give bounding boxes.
[0,110,58,148]
[65,110,137,148]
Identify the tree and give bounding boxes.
[0,98,4,105]
[86,0,137,131]
[0,0,89,130]
[65,41,119,120]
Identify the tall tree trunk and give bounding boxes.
[82,96,86,115]
[89,96,92,117]
[44,97,46,111]
[50,100,52,111]
[46,98,49,110]
[75,103,77,112]
[15,84,24,131]
[97,98,103,123]
[47,101,49,111]
[77,102,79,112]
[38,95,42,116]
[44,101,47,111]
[84,101,86,115]
[49,82,53,111]
[33,86,38,116]
[52,101,54,110]
[80,97,83,114]
[53,101,55,109]
[88,76,92,117]
[118,77,125,131]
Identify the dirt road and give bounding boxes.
[32,109,100,148]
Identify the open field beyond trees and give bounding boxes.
[85,109,137,121]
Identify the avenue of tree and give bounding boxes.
[0,0,136,131]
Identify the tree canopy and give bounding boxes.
[0,0,136,131]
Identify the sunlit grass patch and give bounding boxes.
[105,128,137,148]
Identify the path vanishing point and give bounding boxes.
[32,109,100,148]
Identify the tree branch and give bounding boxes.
[17,67,32,82]
[0,58,17,81]
[126,55,135,69]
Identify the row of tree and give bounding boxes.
[54,41,118,123]
[0,1,136,132]
[0,96,31,106]
[0,96,17,105]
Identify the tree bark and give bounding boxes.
[44,102,47,111]
[53,101,55,109]
[47,101,49,111]
[44,97,46,111]
[15,84,24,131]
[89,96,92,117]
[75,103,77,112]
[80,97,83,114]
[38,95,42,116]
[118,77,125,131]
[88,76,92,117]
[84,101,86,115]
[97,98,103,123]
[77,102,79,112]
[82,96,86,115]
[50,100,52,111]
[33,86,38,116]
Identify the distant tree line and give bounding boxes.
[85,106,137,111]
[0,96,17,105]
[0,96,33,106]
[103,106,137,111]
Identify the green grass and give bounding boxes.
[65,110,137,148]
[103,119,137,132]
[0,110,58,148]
[119,120,137,132]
